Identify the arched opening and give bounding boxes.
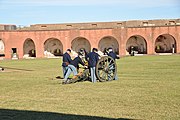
[0,39,5,57]
[155,34,176,53]
[23,38,36,57]
[44,38,63,57]
[98,36,119,54]
[71,37,91,53]
[126,35,147,55]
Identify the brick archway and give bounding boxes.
[155,34,176,53]
[23,38,36,57]
[71,37,91,53]
[98,36,119,54]
[44,38,63,57]
[126,35,147,55]
[0,39,5,57]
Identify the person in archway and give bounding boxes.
[86,48,100,83]
[63,52,85,84]
[79,48,87,58]
[62,49,72,78]
[107,47,120,80]
[103,48,108,55]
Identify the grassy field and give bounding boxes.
[0,55,180,120]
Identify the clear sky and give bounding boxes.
[0,0,180,26]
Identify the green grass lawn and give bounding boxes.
[0,55,180,120]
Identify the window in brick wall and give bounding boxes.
[92,24,97,27]
[117,23,122,26]
[66,25,72,28]
[41,25,47,28]
[143,22,148,26]
[66,25,72,27]
[169,21,175,25]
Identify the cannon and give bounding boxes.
[63,56,117,84]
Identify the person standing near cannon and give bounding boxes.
[86,48,100,83]
[62,49,72,78]
[107,47,120,80]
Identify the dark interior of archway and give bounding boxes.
[44,39,63,56]
[127,46,147,54]
[155,35,176,53]
[0,54,5,57]
[126,36,147,54]
[98,37,119,55]
[71,38,91,53]
[28,49,36,57]
[0,39,5,57]
[53,49,62,56]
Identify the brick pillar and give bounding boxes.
[35,38,44,58]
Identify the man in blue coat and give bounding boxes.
[86,48,100,83]
[107,47,120,80]
[62,49,72,78]
[63,52,85,84]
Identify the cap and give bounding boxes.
[108,47,113,52]
[67,49,71,52]
[92,48,98,52]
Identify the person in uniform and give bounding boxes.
[62,49,72,78]
[86,48,100,83]
[63,52,85,83]
[107,47,120,80]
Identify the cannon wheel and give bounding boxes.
[96,56,117,82]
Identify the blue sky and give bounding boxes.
[0,0,180,26]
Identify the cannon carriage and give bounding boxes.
[63,56,117,84]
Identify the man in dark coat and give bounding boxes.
[62,49,72,78]
[63,52,85,83]
[107,48,120,60]
[86,48,100,83]
[107,47,120,80]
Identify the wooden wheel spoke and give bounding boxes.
[107,74,113,80]
[108,63,114,68]
[96,56,117,82]
[102,72,106,79]
[108,70,114,74]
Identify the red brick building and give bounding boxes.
[0,19,180,59]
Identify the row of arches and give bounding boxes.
[23,36,120,57]
[126,34,176,54]
[0,34,177,58]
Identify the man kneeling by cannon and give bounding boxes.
[62,52,87,84]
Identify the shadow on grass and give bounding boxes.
[0,66,34,72]
[0,108,136,120]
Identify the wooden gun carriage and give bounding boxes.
[63,56,117,84]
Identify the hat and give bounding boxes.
[108,47,113,52]
[80,48,84,51]
[92,48,98,52]
[67,49,71,52]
